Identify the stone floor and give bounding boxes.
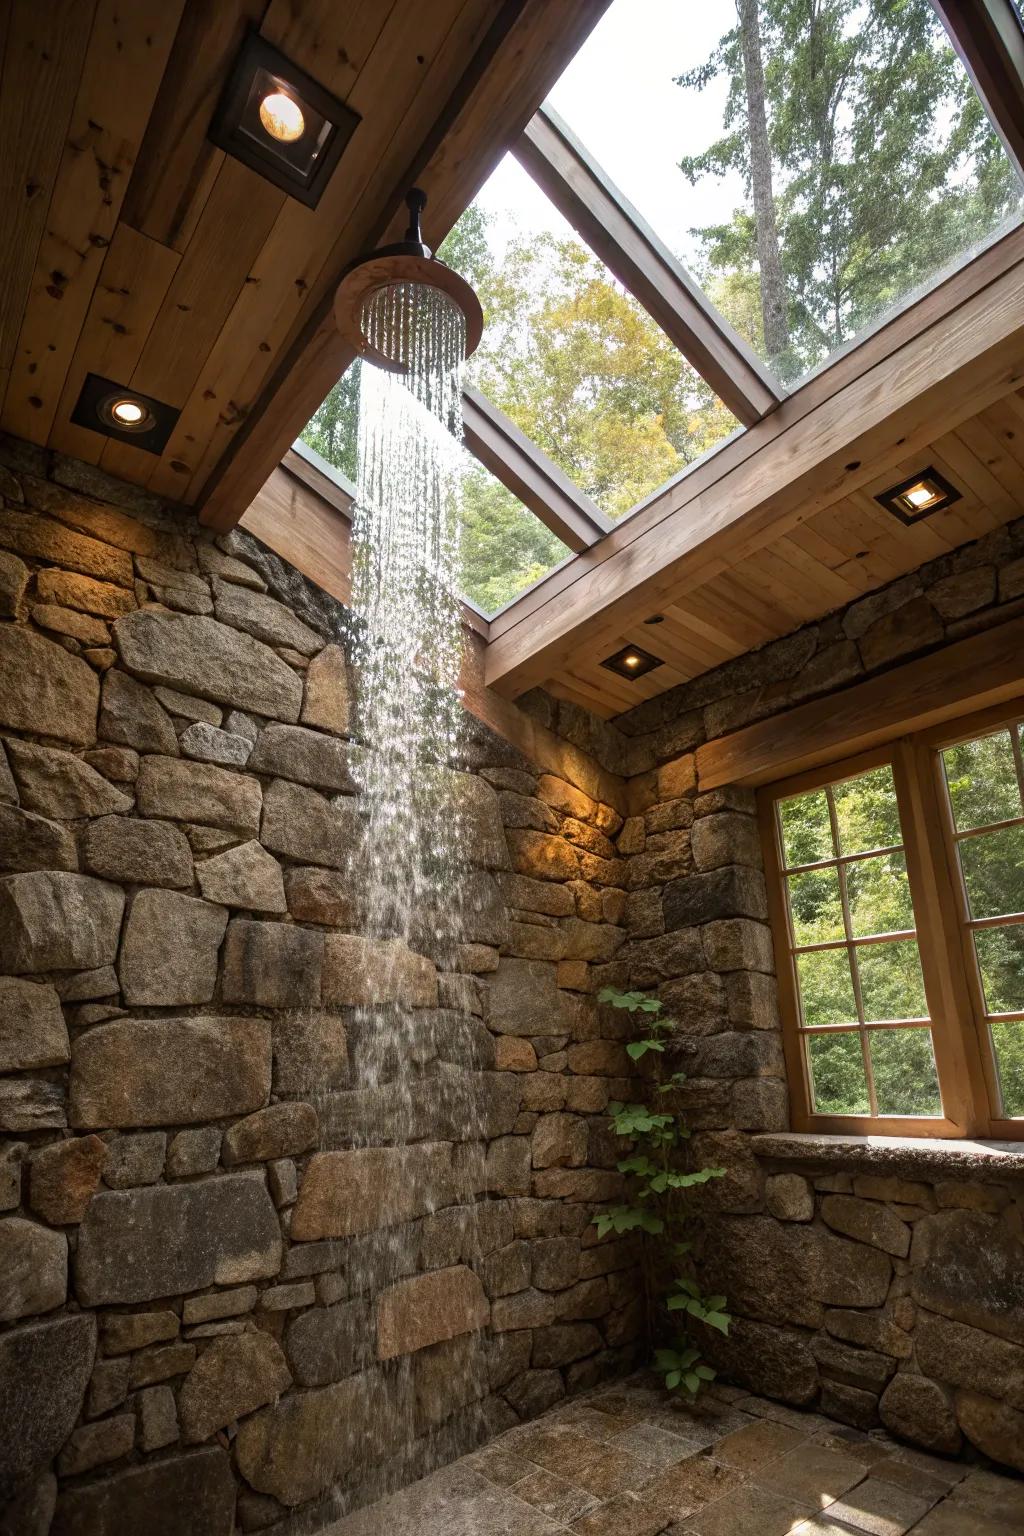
[326,1375,1024,1536]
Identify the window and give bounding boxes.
[760,706,1024,1138]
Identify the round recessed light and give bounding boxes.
[98,393,155,434]
[259,90,305,143]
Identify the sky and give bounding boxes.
[474,0,746,271]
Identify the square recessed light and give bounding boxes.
[874,466,962,525]
[209,32,361,208]
[601,644,664,680]
[70,373,180,455]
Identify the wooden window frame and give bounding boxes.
[759,701,1024,1140]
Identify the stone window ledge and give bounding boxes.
[750,1131,1024,1184]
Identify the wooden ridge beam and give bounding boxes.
[934,0,1024,181]
[484,246,1024,696]
[695,613,1024,790]
[513,107,782,428]
[461,385,612,551]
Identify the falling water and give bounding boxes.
[317,279,490,1518]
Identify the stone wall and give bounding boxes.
[593,511,1024,1475]
[0,437,643,1534]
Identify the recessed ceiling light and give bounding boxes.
[601,644,664,680]
[71,374,179,454]
[209,32,361,208]
[875,466,962,525]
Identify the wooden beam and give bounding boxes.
[514,108,781,428]
[484,244,1024,695]
[695,613,1024,791]
[197,0,613,532]
[461,385,611,551]
[933,0,1024,181]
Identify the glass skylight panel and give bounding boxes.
[548,0,1024,386]
[298,365,570,616]
[439,153,740,520]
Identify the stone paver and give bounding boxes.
[325,1374,1024,1536]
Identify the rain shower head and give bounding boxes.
[334,188,484,373]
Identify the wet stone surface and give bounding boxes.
[325,1374,1024,1536]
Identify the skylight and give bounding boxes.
[548,0,1024,385]
[441,153,740,518]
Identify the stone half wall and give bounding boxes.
[587,511,1024,1475]
[0,436,644,1534]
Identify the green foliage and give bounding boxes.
[593,985,731,1400]
[676,0,1021,382]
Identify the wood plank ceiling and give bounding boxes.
[0,0,609,513]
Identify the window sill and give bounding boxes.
[750,1131,1024,1183]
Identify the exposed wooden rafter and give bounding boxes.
[934,0,1024,181]
[513,108,782,428]
[461,385,612,551]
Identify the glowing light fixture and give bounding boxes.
[601,643,664,681]
[258,90,305,143]
[209,33,360,208]
[71,374,178,454]
[875,467,962,525]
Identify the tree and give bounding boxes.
[676,0,1021,381]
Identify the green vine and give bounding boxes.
[593,986,732,1399]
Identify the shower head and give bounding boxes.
[333,187,484,373]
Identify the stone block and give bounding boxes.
[71,1014,269,1128]
[878,1372,962,1454]
[812,1334,895,1393]
[497,872,575,917]
[6,740,131,819]
[103,1132,166,1188]
[0,1142,24,1210]
[485,1136,532,1196]
[76,1173,281,1305]
[178,1332,291,1443]
[300,643,350,734]
[0,976,69,1071]
[0,549,28,616]
[0,872,124,972]
[83,814,193,888]
[825,1308,913,1360]
[857,596,943,670]
[376,1265,488,1359]
[167,1126,222,1178]
[102,1311,179,1354]
[50,1446,235,1536]
[268,1159,297,1207]
[765,1173,813,1222]
[154,686,223,724]
[285,1300,370,1387]
[821,1193,911,1257]
[249,723,358,790]
[136,754,262,834]
[235,1373,374,1507]
[0,1080,65,1132]
[222,1102,318,1164]
[57,1414,134,1476]
[701,918,775,973]
[183,1287,257,1325]
[484,958,570,1037]
[531,1323,602,1368]
[273,1010,348,1094]
[0,803,79,873]
[321,933,436,1007]
[664,867,768,928]
[29,1136,107,1223]
[490,1287,555,1331]
[0,621,100,745]
[531,1113,587,1169]
[119,889,228,1006]
[0,1217,67,1322]
[260,777,361,869]
[507,829,578,882]
[221,918,323,1006]
[911,1210,1024,1345]
[99,668,178,754]
[283,865,359,926]
[291,1144,457,1239]
[915,1311,1024,1410]
[136,1384,179,1452]
[703,1216,890,1329]
[690,812,762,872]
[629,929,704,986]
[955,1388,1024,1473]
[0,1314,95,1499]
[212,578,321,655]
[179,722,253,766]
[88,1357,130,1418]
[195,840,286,911]
[114,610,303,720]
[819,1379,880,1430]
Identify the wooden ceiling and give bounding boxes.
[0,0,609,519]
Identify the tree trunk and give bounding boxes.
[736,0,789,366]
